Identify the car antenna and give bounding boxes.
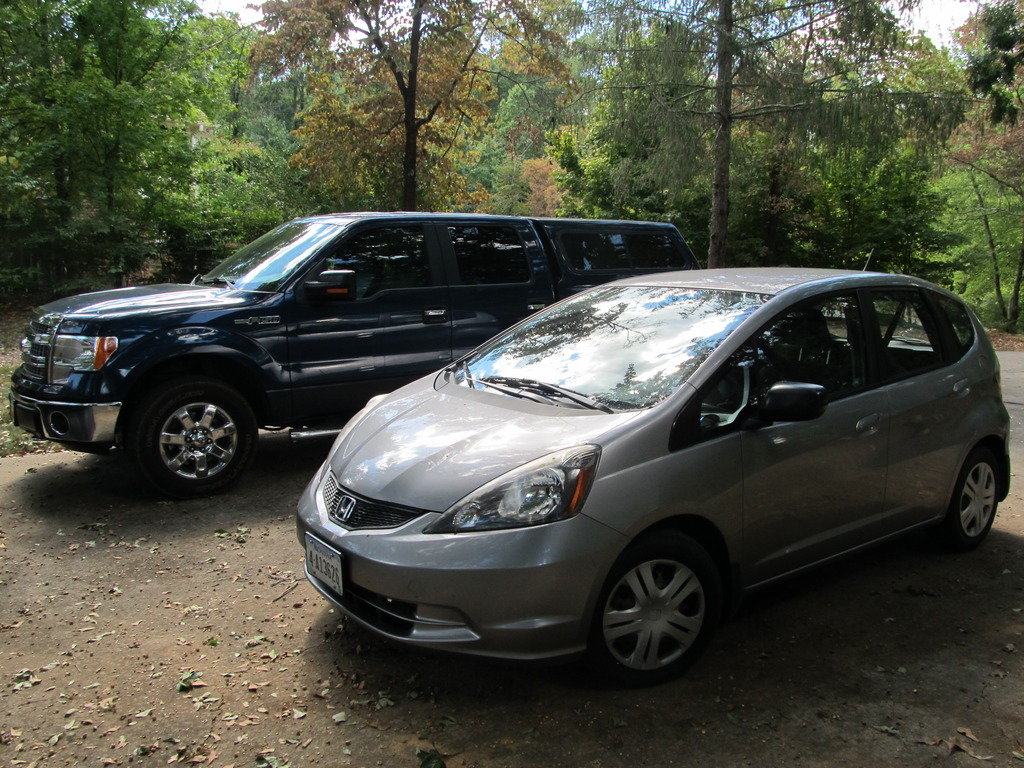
[862,249,874,271]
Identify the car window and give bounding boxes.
[869,290,942,377]
[448,225,530,285]
[325,227,431,299]
[698,294,865,435]
[558,230,687,271]
[932,292,976,358]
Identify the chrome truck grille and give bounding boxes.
[18,313,61,382]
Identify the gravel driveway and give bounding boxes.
[2,356,1023,768]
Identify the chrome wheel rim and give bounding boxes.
[960,461,996,537]
[602,559,705,671]
[158,402,238,480]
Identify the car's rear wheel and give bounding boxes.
[936,446,999,551]
[587,531,721,686]
[128,377,257,498]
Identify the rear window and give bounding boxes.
[932,293,976,358]
[448,225,530,284]
[558,230,686,272]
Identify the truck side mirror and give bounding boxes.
[305,269,357,301]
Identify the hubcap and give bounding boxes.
[959,461,996,537]
[602,559,705,671]
[158,402,238,480]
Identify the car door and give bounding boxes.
[866,288,977,531]
[441,221,556,360]
[722,292,890,586]
[287,223,451,422]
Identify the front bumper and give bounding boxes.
[296,474,627,661]
[9,391,121,446]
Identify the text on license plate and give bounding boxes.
[305,534,344,596]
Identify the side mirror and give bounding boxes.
[756,381,827,424]
[305,269,356,301]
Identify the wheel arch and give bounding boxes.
[119,353,269,436]
[631,514,740,617]
[972,434,1010,502]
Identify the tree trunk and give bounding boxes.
[707,0,733,269]
[400,0,425,211]
[969,173,1007,322]
[1009,219,1024,331]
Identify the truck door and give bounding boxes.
[286,223,451,422]
[441,221,556,359]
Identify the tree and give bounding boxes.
[566,0,963,266]
[255,0,565,211]
[950,0,1024,328]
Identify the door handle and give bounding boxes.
[422,307,448,324]
[953,378,970,397]
[856,413,881,435]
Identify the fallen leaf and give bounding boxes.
[958,727,979,742]
[417,747,447,768]
[178,671,203,693]
[331,712,347,724]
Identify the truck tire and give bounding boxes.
[127,376,257,498]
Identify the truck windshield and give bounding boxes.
[199,221,345,292]
[461,285,769,410]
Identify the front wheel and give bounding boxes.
[127,377,258,498]
[935,446,1000,551]
[586,531,722,686]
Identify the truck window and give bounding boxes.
[559,230,686,272]
[448,225,530,284]
[326,227,432,299]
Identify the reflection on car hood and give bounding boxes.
[38,284,261,320]
[328,379,637,512]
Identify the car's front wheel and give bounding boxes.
[936,446,1000,551]
[587,531,722,686]
[127,376,257,498]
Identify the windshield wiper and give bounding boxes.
[480,376,614,413]
[194,275,235,289]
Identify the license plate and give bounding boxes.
[305,534,344,596]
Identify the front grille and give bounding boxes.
[19,313,61,381]
[322,473,426,530]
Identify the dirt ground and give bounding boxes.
[1,348,1024,767]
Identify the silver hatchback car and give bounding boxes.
[297,268,1010,685]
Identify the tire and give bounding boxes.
[935,446,1000,551]
[127,376,258,498]
[586,531,722,686]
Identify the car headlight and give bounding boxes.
[424,445,601,533]
[50,335,118,383]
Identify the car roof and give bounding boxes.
[611,267,926,296]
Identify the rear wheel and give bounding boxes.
[587,531,722,686]
[128,377,257,498]
[936,447,999,551]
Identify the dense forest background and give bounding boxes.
[5,0,1024,329]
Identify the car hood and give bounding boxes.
[328,378,639,512]
[38,284,263,320]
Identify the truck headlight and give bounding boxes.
[424,445,601,533]
[50,335,118,383]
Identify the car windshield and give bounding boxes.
[199,220,345,292]
[461,285,770,410]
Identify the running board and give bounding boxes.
[289,427,342,441]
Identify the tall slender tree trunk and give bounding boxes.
[969,173,1007,322]
[1009,219,1024,330]
[708,0,733,269]
[401,0,424,211]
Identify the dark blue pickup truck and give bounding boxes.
[11,213,697,496]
